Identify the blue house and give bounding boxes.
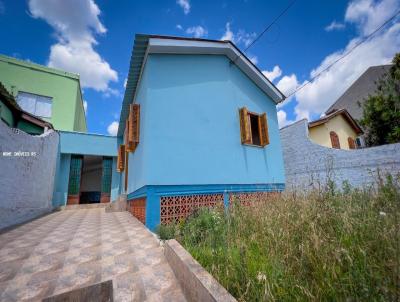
[118,35,286,230]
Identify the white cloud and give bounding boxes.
[28,0,118,92]
[236,30,257,47]
[220,22,256,47]
[276,74,298,107]
[221,22,234,41]
[345,0,399,36]
[83,100,88,115]
[177,0,190,14]
[48,42,118,91]
[107,121,119,136]
[176,24,183,30]
[262,65,282,82]
[276,0,400,121]
[123,78,127,88]
[186,26,208,38]
[325,21,346,31]
[277,110,295,128]
[294,23,399,120]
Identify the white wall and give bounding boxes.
[0,121,59,229]
[280,119,400,191]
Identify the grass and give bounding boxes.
[158,176,400,301]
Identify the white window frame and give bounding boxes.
[16,91,52,119]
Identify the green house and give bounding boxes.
[0,82,53,135]
[0,55,87,132]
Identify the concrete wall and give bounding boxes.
[280,119,400,191]
[126,54,285,194]
[164,239,236,302]
[0,55,87,132]
[0,120,59,230]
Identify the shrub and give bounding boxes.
[156,223,179,240]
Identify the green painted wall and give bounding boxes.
[17,119,43,135]
[0,99,14,127]
[0,55,87,132]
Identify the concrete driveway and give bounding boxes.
[0,208,186,301]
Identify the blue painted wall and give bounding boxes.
[52,131,120,206]
[59,131,117,156]
[111,157,120,201]
[126,54,285,195]
[52,153,71,207]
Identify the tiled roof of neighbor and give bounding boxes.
[309,108,363,135]
[325,65,391,121]
[117,34,285,137]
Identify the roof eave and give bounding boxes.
[117,34,286,137]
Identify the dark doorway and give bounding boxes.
[80,156,103,204]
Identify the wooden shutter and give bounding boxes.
[124,119,130,150]
[330,131,340,149]
[258,113,269,147]
[239,107,251,144]
[132,104,140,146]
[348,137,356,149]
[126,104,140,152]
[126,107,133,152]
[117,144,125,172]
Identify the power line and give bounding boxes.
[286,9,400,98]
[232,0,297,64]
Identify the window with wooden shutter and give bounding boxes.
[348,137,356,149]
[330,131,340,149]
[239,107,251,144]
[117,144,125,172]
[124,120,129,150]
[258,113,269,146]
[126,104,140,152]
[239,107,269,147]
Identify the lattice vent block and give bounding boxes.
[160,194,223,224]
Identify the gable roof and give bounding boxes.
[0,82,54,130]
[117,34,285,137]
[325,65,391,120]
[309,108,363,135]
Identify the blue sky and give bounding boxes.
[0,0,399,134]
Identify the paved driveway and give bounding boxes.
[0,208,186,301]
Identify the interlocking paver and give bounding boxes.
[0,208,186,301]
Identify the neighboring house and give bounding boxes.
[308,109,363,150]
[0,55,118,209]
[0,82,53,134]
[0,54,87,132]
[117,34,286,230]
[326,65,391,121]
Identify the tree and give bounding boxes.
[360,53,400,146]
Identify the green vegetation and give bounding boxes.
[159,177,400,301]
[360,52,400,146]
